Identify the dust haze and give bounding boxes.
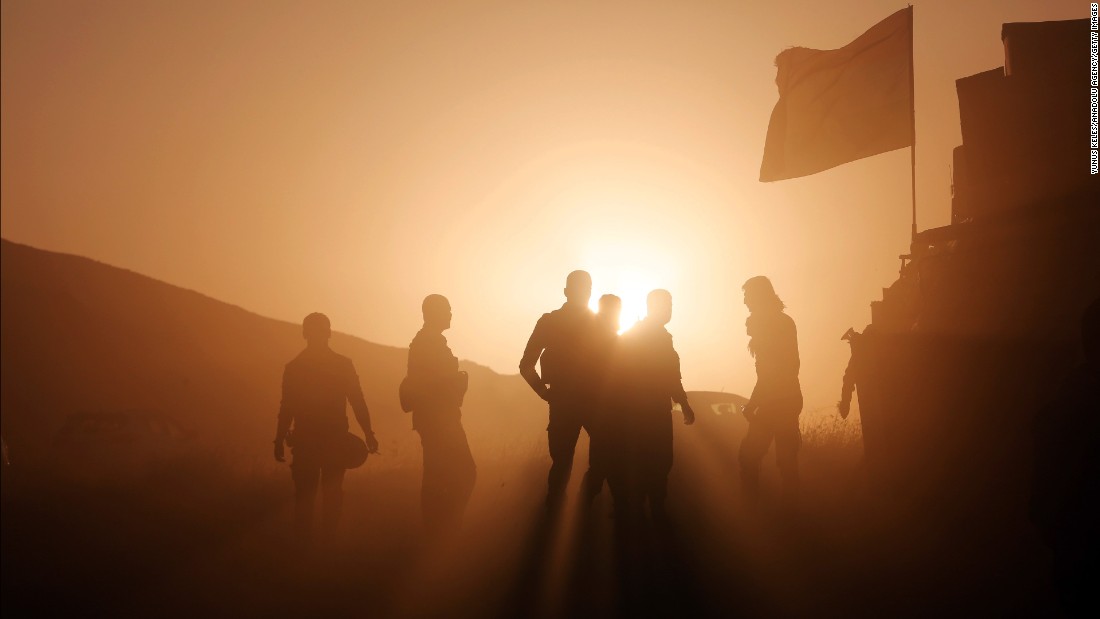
[2,1,1098,617]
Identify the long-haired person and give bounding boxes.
[738,276,802,501]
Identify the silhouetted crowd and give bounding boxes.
[269,271,1100,617]
[273,270,802,539]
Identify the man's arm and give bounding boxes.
[346,360,378,452]
[519,316,550,401]
[742,319,784,419]
[741,316,760,420]
[838,354,856,419]
[669,346,695,425]
[742,377,763,422]
[274,366,293,462]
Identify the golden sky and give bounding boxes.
[0,0,1082,409]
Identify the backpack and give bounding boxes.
[398,375,417,413]
[399,370,468,412]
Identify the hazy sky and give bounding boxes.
[1,0,1083,409]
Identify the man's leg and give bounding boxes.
[436,416,477,530]
[446,417,477,519]
[773,411,802,500]
[581,416,606,504]
[418,425,446,533]
[319,464,346,535]
[602,420,631,520]
[546,398,584,509]
[418,413,476,534]
[738,416,775,500]
[647,411,674,520]
[647,474,670,523]
[291,458,321,539]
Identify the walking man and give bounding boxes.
[738,276,803,501]
[274,312,378,539]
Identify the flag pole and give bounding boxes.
[908,5,917,241]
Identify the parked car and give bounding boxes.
[682,391,750,423]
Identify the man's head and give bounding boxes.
[598,294,622,332]
[422,294,452,331]
[302,312,331,346]
[646,289,673,326]
[743,276,785,314]
[564,270,592,305]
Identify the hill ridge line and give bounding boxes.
[0,237,502,375]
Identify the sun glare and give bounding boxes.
[589,270,656,333]
[581,238,679,333]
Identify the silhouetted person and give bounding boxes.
[405,295,476,535]
[613,289,696,522]
[520,271,598,509]
[581,293,622,504]
[1031,297,1099,616]
[837,325,891,488]
[738,276,802,501]
[837,328,860,421]
[274,313,378,539]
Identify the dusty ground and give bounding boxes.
[1,410,1058,618]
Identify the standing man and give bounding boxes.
[738,276,802,501]
[274,312,379,539]
[520,270,597,510]
[582,293,622,505]
[405,294,477,535]
[616,289,696,522]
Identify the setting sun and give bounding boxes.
[2,2,1092,617]
[589,270,655,332]
[583,241,678,332]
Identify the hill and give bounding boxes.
[0,238,545,464]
